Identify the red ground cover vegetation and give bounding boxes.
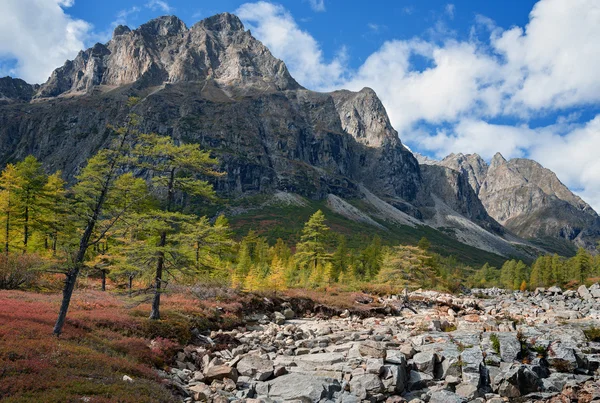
[0,289,201,403]
[0,280,382,402]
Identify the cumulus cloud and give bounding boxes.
[492,0,600,112]
[530,116,600,209]
[236,0,600,210]
[0,0,91,84]
[237,2,347,89]
[344,40,503,136]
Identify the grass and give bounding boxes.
[584,326,600,342]
[489,333,500,354]
[0,283,251,403]
[532,345,548,358]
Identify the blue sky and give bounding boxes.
[1,0,600,210]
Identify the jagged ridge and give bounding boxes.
[1,12,596,258]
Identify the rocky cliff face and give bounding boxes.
[436,153,488,194]
[36,14,300,98]
[480,154,600,248]
[428,152,600,250]
[2,12,597,257]
[0,14,421,206]
[0,77,36,102]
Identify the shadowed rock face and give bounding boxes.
[2,11,598,254]
[0,77,37,102]
[0,14,421,204]
[430,152,600,249]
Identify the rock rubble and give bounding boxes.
[161,286,600,402]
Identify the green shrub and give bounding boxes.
[584,327,600,342]
[0,253,42,290]
[489,333,500,354]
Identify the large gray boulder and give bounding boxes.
[412,351,437,375]
[497,333,521,362]
[236,355,274,381]
[589,283,600,298]
[547,341,578,372]
[460,346,484,385]
[381,364,407,394]
[349,373,384,397]
[429,389,465,403]
[578,285,593,301]
[267,373,341,401]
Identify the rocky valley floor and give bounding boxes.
[166,286,600,403]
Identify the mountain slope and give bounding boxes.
[427,152,600,252]
[0,12,586,261]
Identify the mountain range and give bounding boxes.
[0,12,598,262]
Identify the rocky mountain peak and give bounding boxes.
[195,12,245,32]
[138,15,187,37]
[430,152,489,195]
[0,76,37,102]
[35,13,300,98]
[330,87,400,148]
[112,25,131,37]
[490,152,507,169]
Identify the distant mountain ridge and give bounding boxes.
[0,12,597,259]
[422,152,600,251]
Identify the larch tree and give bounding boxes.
[181,215,234,274]
[295,210,330,282]
[53,109,145,336]
[0,164,20,254]
[14,156,48,252]
[39,172,68,255]
[331,234,348,282]
[133,133,221,320]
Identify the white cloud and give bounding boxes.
[237,2,347,89]
[146,0,172,13]
[236,0,600,210]
[307,0,326,12]
[530,116,600,210]
[445,4,455,19]
[344,40,503,135]
[492,0,600,112]
[417,120,539,160]
[0,0,91,84]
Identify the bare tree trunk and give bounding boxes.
[52,232,57,256]
[149,231,166,320]
[101,270,106,291]
[23,203,28,253]
[5,201,9,255]
[53,266,80,336]
[149,167,175,321]
[53,129,131,337]
[128,275,133,297]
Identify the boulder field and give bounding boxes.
[162,286,600,402]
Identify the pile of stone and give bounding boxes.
[160,286,600,402]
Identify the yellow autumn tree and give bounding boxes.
[268,255,288,293]
[244,264,265,292]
